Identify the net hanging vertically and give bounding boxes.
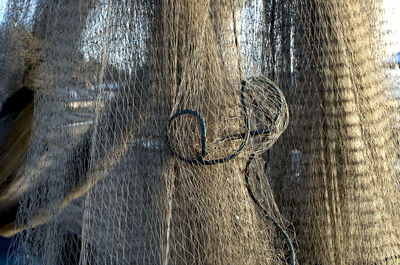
[0,0,398,265]
[242,0,400,264]
[1,0,292,264]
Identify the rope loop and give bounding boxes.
[166,78,295,265]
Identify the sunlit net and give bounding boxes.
[0,0,398,264]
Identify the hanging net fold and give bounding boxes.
[0,0,398,264]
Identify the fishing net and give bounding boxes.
[0,0,398,264]
[251,1,400,264]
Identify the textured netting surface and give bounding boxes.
[0,0,398,264]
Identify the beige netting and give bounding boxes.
[0,0,399,264]
[256,1,400,264]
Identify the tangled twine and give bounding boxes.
[166,79,295,265]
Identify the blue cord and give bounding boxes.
[166,79,295,264]
[166,81,250,165]
[245,154,296,265]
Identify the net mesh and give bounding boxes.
[263,1,400,264]
[0,0,399,264]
